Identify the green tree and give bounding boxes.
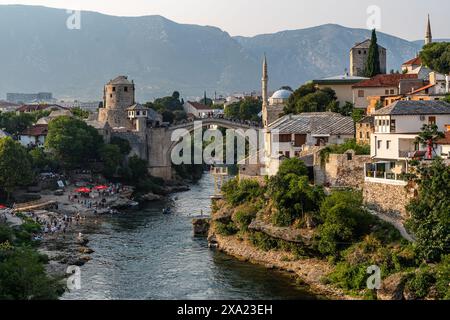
[284,83,337,114]
[277,158,308,177]
[0,248,63,300]
[45,116,103,168]
[415,124,445,159]
[128,155,149,182]
[364,29,381,77]
[317,191,372,256]
[224,98,261,121]
[99,144,122,178]
[406,158,450,262]
[71,107,90,119]
[29,148,57,172]
[0,137,34,200]
[110,136,131,156]
[420,42,450,75]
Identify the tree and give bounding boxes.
[364,29,381,78]
[224,98,261,121]
[71,107,90,119]
[415,124,445,159]
[420,42,450,75]
[99,144,122,178]
[128,155,149,182]
[268,158,324,226]
[110,136,131,156]
[0,248,63,300]
[45,116,103,168]
[284,83,337,114]
[317,191,372,256]
[0,137,34,200]
[406,158,449,262]
[29,148,57,172]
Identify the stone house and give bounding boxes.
[350,39,387,77]
[18,124,48,148]
[356,116,374,145]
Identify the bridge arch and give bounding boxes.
[147,119,263,180]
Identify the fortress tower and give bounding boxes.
[98,75,135,129]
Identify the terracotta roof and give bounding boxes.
[20,124,48,136]
[402,57,422,66]
[187,101,212,110]
[408,83,435,95]
[436,131,450,145]
[352,74,418,88]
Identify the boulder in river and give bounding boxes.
[192,218,210,237]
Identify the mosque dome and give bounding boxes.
[271,89,292,100]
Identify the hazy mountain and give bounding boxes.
[0,5,423,101]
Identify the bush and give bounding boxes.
[222,178,264,206]
[405,268,435,299]
[326,262,369,292]
[234,205,257,232]
[319,139,370,166]
[316,190,373,256]
[249,232,278,251]
[215,221,239,236]
[0,225,14,244]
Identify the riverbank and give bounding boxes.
[208,217,357,300]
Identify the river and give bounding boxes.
[63,173,318,300]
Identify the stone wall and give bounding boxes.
[363,181,415,220]
[314,151,372,189]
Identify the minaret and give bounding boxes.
[425,14,432,45]
[262,54,269,127]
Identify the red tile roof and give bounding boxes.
[187,101,212,110]
[408,83,435,95]
[353,74,418,88]
[436,131,450,145]
[20,124,48,136]
[402,57,422,66]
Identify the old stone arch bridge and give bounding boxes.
[146,118,262,180]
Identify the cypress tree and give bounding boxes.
[364,29,381,77]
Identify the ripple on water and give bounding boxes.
[63,174,318,300]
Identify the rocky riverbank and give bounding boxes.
[208,223,358,300]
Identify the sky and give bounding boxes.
[0,0,449,40]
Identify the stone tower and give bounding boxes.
[98,75,135,128]
[425,14,433,45]
[261,55,269,127]
[350,40,387,77]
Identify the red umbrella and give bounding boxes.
[0,204,7,209]
[75,187,91,193]
[93,185,108,190]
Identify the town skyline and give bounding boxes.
[0,0,449,40]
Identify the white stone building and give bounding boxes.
[365,100,450,185]
[18,124,48,148]
[264,112,355,176]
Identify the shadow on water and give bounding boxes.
[62,174,320,300]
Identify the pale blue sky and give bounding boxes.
[0,0,448,39]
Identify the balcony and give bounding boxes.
[365,162,408,185]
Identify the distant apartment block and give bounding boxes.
[6,92,53,104]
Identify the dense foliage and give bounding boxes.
[45,116,103,168]
[0,137,34,200]
[145,91,186,124]
[284,83,337,114]
[420,42,450,75]
[0,110,50,135]
[407,158,450,262]
[224,97,261,121]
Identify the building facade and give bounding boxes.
[350,40,387,77]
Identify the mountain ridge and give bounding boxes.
[0,5,426,101]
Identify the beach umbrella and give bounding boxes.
[75,187,91,193]
[0,204,7,209]
[93,185,108,190]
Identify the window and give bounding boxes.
[112,87,116,92]
[377,140,382,149]
[386,140,391,149]
[278,134,292,143]
[428,116,436,125]
[110,94,112,98]
[359,131,363,138]
[358,90,365,98]
[385,90,389,95]
[366,132,370,139]
[285,151,290,158]
[390,119,396,133]
[390,89,395,95]
[124,86,128,92]
[347,153,353,161]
